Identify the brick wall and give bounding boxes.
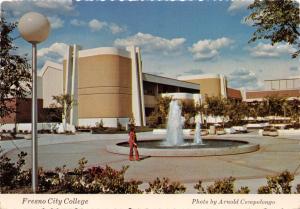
[0,98,44,123]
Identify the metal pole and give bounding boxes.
[32,43,38,193]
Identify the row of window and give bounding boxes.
[143,81,199,96]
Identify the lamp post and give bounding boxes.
[18,12,50,193]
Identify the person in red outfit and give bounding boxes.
[128,126,140,161]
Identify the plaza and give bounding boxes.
[2,130,300,193]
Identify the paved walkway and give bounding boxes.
[1,131,300,193]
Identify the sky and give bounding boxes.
[2,0,299,90]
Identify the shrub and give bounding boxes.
[86,165,142,194]
[0,147,29,191]
[38,158,143,194]
[194,177,250,194]
[145,177,186,194]
[95,119,104,130]
[146,114,159,128]
[116,119,124,131]
[257,170,294,194]
[38,167,54,192]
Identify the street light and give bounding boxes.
[18,12,50,193]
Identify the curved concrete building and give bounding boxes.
[64,45,145,127]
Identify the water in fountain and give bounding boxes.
[166,100,184,146]
[193,115,203,144]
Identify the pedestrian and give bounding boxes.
[128,126,140,161]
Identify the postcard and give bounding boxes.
[0,0,299,208]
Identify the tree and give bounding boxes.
[181,100,197,128]
[226,98,248,126]
[286,99,300,123]
[157,96,172,124]
[246,0,300,58]
[265,95,285,118]
[52,94,76,124]
[146,96,172,127]
[205,96,227,127]
[0,14,31,120]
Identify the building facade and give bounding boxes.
[242,77,300,102]
[39,61,63,107]
[177,74,228,99]
[62,45,200,128]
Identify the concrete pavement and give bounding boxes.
[1,131,300,193]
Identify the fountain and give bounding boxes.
[193,114,203,144]
[165,99,202,146]
[165,100,184,146]
[107,100,259,157]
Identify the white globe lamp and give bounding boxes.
[18,12,51,193]
[18,12,50,43]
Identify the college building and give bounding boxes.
[2,44,299,129]
[61,45,202,127]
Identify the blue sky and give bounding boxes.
[2,0,299,90]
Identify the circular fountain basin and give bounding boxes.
[106,138,259,157]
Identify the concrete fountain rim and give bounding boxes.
[106,137,260,157]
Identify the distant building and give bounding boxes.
[242,77,300,102]
[177,74,243,101]
[178,74,228,99]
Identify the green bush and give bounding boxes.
[258,170,294,194]
[146,114,160,128]
[0,147,30,191]
[37,158,143,194]
[194,177,250,194]
[145,177,186,194]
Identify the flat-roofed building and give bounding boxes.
[142,73,200,116]
[264,77,300,90]
[177,74,228,99]
[242,77,300,102]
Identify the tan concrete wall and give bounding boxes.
[76,55,132,118]
[184,78,221,98]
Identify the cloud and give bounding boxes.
[114,32,186,54]
[48,16,64,29]
[88,19,107,32]
[189,37,234,61]
[228,69,262,89]
[248,43,297,58]
[289,66,299,72]
[2,1,75,18]
[35,0,74,11]
[109,23,126,34]
[37,42,68,66]
[71,19,125,34]
[228,0,253,13]
[70,19,86,27]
